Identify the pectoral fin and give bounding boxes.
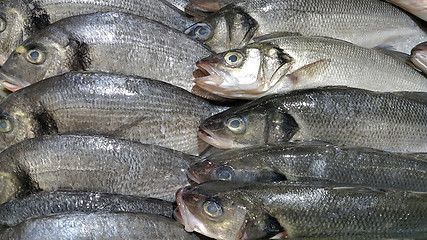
[284,59,331,87]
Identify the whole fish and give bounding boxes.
[194,36,427,99]
[0,191,175,228]
[412,41,427,74]
[387,0,427,21]
[0,0,195,66]
[0,72,227,154]
[0,134,201,204]
[175,181,427,239]
[0,212,201,240]
[0,12,212,92]
[198,87,427,152]
[184,0,427,53]
[188,143,427,192]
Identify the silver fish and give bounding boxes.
[188,143,427,192]
[0,191,175,228]
[0,12,211,93]
[386,0,427,21]
[0,134,201,204]
[0,212,201,240]
[198,87,427,152]
[185,0,427,53]
[194,36,427,99]
[0,0,195,66]
[0,72,227,154]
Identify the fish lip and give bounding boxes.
[186,169,202,185]
[174,188,206,234]
[197,128,231,149]
[0,71,29,92]
[194,62,225,87]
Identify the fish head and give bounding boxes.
[0,0,27,65]
[198,98,299,149]
[0,29,72,91]
[188,157,288,184]
[185,7,258,52]
[194,43,294,98]
[174,184,249,240]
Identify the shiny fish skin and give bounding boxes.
[176,182,427,239]
[194,36,427,99]
[387,0,427,21]
[0,72,227,154]
[0,191,175,228]
[0,134,201,204]
[185,0,427,53]
[0,12,211,92]
[188,143,427,192]
[412,41,427,74]
[199,87,427,152]
[0,0,195,65]
[0,212,201,240]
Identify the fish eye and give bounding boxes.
[0,118,12,133]
[224,51,243,66]
[203,200,223,218]
[226,116,246,134]
[185,23,211,41]
[0,16,6,32]
[26,49,45,64]
[216,166,235,181]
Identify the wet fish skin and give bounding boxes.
[412,41,427,74]
[185,0,427,53]
[175,181,427,239]
[387,0,427,21]
[0,12,211,92]
[194,36,427,99]
[0,212,201,240]
[0,0,196,66]
[0,72,227,154]
[198,87,427,152]
[0,191,175,228]
[0,134,201,204]
[188,143,427,192]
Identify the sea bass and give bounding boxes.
[0,72,227,154]
[0,134,201,204]
[184,0,427,53]
[0,191,175,228]
[198,87,427,152]
[0,12,212,92]
[194,36,427,99]
[0,0,195,66]
[0,212,201,240]
[175,181,427,239]
[188,143,427,192]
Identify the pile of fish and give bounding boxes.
[0,0,426,239]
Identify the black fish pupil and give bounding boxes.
[207,203,218,214]
[230,119,240,128]
[229,55,238,62]
[30,51,39,60]
[219,171,230,180]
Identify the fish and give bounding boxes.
[184,0,427,53]
[0,191,175,228]
[412,41,427,74]
[0,0,195,66]
[0,72,228,154]
[194,36,427,99]
[187,143,427,192]
[175,181,427,239]
[198,87,427,152]
[386,0,427,21]
[0,134,202,204]
[188,0,238,12]
[0,12,211,93]
[0,212,202,240]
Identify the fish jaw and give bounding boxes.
[198,127,233,149]
[187,160,215,184]
[0,71,29,92]
[175,188,209,235]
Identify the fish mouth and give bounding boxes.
[197,128,232,149]
[194,62,226,88]
[174,188,207,234]
[186,169,202,185]
[0,71,29,92]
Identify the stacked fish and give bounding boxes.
[0,0,426,239]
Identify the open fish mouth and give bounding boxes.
[186,169,202,185]
[194,62,225,87]
[174,188,207,234]
[0,71,30,92]
[197,128,232,149]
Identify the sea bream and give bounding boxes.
[0,0,195,66]
[194,36,427,99]
[175,181,427,239]
[0,72,227,154]
[198,87,427,153]
[185,0,427,53]
[0,12,211,93]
